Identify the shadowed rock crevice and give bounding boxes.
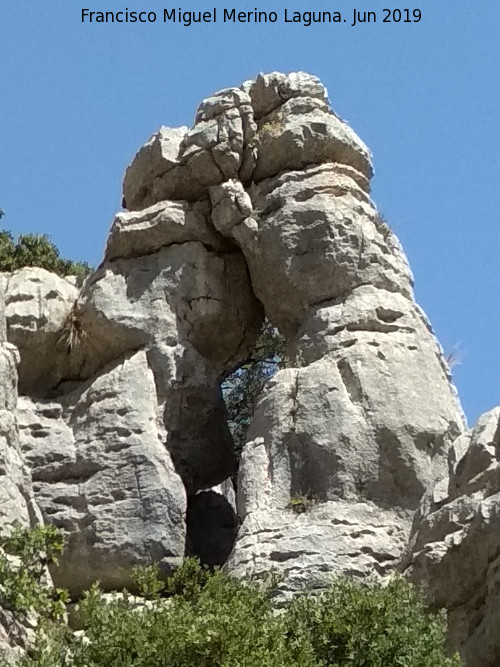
[185,486,239,567]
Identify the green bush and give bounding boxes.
[0,523,70,667]
[68,563,300,667]
[0,526,461,667]
[284,576,462,667]
[0,230,91,278]
[0,522,66,619]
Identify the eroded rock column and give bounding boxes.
[5,151,263,594]
[206,72,465,590]
[0,276,43,662]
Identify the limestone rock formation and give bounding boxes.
[18,350,186,597]
[4,220,260,595]
[120,70,466,596]
[207,73,463,588]
[0,280,42,663]
[401,407,500,666]
[2,268,78,394]
[0,277,41,528]
[1,70,487,664]
[78,198,262,491]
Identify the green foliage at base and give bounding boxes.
[285,577,461,667]
[68,569,296,667]
[0,523,70,667]
[0,230,91,278]
[0,522,66,620]
[0,526,461,666]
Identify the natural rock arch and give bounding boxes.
[1,71,464,605]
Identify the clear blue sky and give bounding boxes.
[1,0,499,425]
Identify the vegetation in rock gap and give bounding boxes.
[286,493,319,514]
[0,228,91,278]
[221,319,286,459]
[373,212,394,241]
[0,526,461,666]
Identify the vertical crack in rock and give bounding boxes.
[132,459,144,519]
[336,357,364,406]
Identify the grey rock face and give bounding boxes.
[401,407,500,667]
[211,164,411,336]
[0,72,471,634]
[226,308,463,587]
[77,200,262,491]
[228,491,409,596]
[0,283,42,663]
[18,351,186,597]
[2,268,78,394]
[122,71,371,211]
[105,200,226,261]
[122,125,189,210]
[122,86,257,209]
[206,74,464,587]
[0,280,40,529]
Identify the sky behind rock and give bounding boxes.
[1,0,499,423]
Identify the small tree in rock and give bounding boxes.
[221,320,286,460]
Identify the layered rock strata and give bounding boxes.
[17,352,186,597]
[0,71,474,659]
[0,277,42,662]
[118,71,465,590]
[401,408,500,667]
[205,75,463,587]
[2,207,261,595]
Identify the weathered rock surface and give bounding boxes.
[122,125,189,210]
[401,407,500,667]
[0,70,484,665]
[228,499,408,596]
[76,199,262,491]
[0,281,42,663]
[210,164,411,336]
[0,277,41,529]
[2,268,78,394]
[2,337,188,654]
[122,72,371,211]
[205,73,464,587]
[226,317,463,588]
[122,85,256,208]
[18,350,186,597]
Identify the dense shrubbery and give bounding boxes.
[0,525,461,666]
[0,230,91,278]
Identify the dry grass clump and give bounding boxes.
[58,303,88,353]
